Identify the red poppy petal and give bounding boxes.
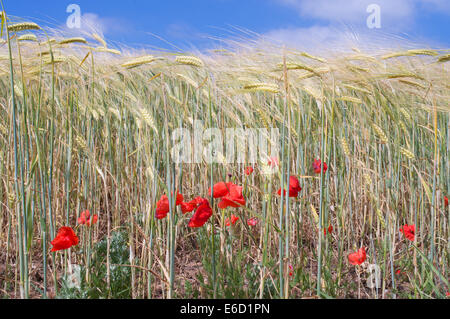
[50,227,79,251]
[247,217,258,226]
[188,198,213,228]
[181,200,197,214]
[207,182,230,198]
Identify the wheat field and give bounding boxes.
[0,12,449,299]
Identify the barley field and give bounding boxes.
[0,12,449,299]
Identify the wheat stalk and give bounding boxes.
[94,46,121,55]
[437,54,450,63]
[175,55,204,67]
[92,33,107,47]
[8,22,41,32]
[381,49,438,59]
[339,96,363,104]
[400,147,415,160]
[59,37,88,45]
[340,137,350,157]
[17,34,38,42]
[372,123,388,144]
[121,55,156,68]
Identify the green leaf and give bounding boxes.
[412,244,449,289]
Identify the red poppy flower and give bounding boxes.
[188,198,213,228]
[181,197,207,214]
[77,210,88,224]
[245,166,254,176]
[77,210,98,226]
[208,182,230,198]
[180,199,198,214]
[194,196,206,204]
[225,214,239,226]
[399,224,415,241]
[217,183,246,209]
[174,192,184,205]
[207,182,246,209]
[446,292,450,297]
[155,196,170,219]
[348,247,366,265]
[277,176,302,198]
[50,227,79,252]
[445,196,448,207]
[313,159,327,174]
[247,217,258,226]
[395,269,406,276]
[288,264,294,276]
[155,191,184,219]
[324,224,333,236]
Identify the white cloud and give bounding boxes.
[263,25,433,53]
[276,0,449,25]
[265,0,449,52]
[265,25,346,49]
[80,13,108,34]
[61,12,129,37]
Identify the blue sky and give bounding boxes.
[4,0,450,51]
